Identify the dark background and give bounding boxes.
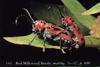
[0,0,100,66]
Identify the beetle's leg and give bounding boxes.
[60,39,66,54]
[61,49,66,54]
[28,32,37,45]
[43,33,46,53]
[42,28,48,52]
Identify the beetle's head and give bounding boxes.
[62,16,74,26]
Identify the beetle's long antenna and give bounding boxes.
[22,8,35,23]
[15,14,26,24]
[56,5,67,17]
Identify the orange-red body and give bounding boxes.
[62,16,85,46]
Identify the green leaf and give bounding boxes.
[82,2,100,15]
[3,33,60,49]
[3,33,100,48]
[85,36,100,48]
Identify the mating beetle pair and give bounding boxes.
[15,8,85,54]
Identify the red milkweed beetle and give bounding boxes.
[15,8,80,54]
[56,5,85,48]
[62,16,85,47]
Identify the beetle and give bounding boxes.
[62,16,85,47]
[56,5,85,48]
